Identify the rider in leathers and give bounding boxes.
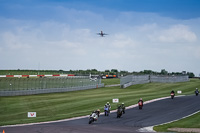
[121,103,125,114]
[138,98,143,105]
[105,102,111,113]
[90,109,100,120]
[195,88,199,96]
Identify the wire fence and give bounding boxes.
[120,75,189,88]
[0,76,104,96]
[150,75,189,83]
[120,75,150,88]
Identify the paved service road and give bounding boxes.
[1,95,200,133]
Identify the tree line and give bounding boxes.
[0,69,195,78]
[68,69,195,78]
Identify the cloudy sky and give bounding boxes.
[0,0,200,76]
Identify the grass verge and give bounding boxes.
[154,112,200,132]
[0,79,199,126]
[101,78,120,85]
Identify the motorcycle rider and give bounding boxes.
[171,90,175,94]
[170,90,175,99]
[117,105,123,118]
[104,104,109,116]
[105,102,111,112]
[117,105,122,110]
[90,110,99,121]
[138,98,143,105]
[96,109,100,117]
[195,88,199,96]
[138,98,143,109]
[121,103,125,114]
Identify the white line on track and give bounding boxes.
[0,95,185,128]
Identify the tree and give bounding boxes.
[91,69,97,72]
[143,70,153,74]
[111,69,118,73]
[161,69,168,75]
[187,72,195,78]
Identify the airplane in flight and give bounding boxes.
[97,31,108,37]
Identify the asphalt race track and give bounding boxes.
[1,95,200,133]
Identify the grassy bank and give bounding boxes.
[101,78,120,85]
[0,79,199,126]
[154,112,200,132]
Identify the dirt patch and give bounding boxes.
[168,128,200,133]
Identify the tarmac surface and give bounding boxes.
[1,95,200,133]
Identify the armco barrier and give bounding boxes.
[121,75,189,88]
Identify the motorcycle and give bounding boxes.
[138,101,143,109]
[195,90,199,96]
[104,106,109,116]
[171,93,175,99]
[117,107,122,118]
[88,113,97,124]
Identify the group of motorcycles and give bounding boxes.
[170,88,199,99]
[88,101,143,124]
[89,88,199,124]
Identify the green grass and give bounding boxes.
[101,78,120,85]
[154,112,200,132]
[0,79,199,126]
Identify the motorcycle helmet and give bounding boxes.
[122,103,124,105]
[140,98,142,100]
[107,102,109,104]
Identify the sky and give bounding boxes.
[0,0,200,76]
